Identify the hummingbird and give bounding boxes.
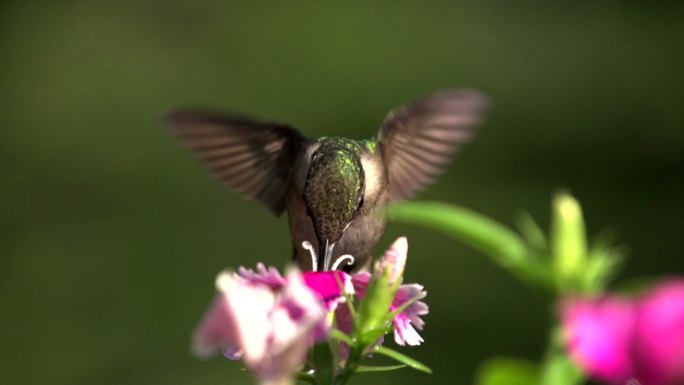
[165,89,487,273]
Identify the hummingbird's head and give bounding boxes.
[303,139,365,271]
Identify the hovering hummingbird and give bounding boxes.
[165,89,487,273]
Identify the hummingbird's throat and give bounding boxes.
[301,241,354,272]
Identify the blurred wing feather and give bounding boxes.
[164,110,305,215]
[379,89,488,202]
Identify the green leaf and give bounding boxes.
[388,201,550,289]
[475,357,538,385]
[537,326,585,385]
[515,211,548,252]
[312,343,335,385]
[389,201,526,265]
[329,329,354,345]
[539,352,584,385]
[373,346,432,373]
[581,244,623,293]
[356,364,406,373]
[356,270,394,346]
[295,371,317,385]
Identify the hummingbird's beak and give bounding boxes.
[318,240,336,271]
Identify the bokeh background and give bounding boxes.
[1,1,683,384]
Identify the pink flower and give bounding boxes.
[561,297,635,384]
[352,237,429,346]
[392,283,429,346]
[302,270,354,311]
[237,263,353,312]
[632,280,684,385]
[192,268,327,385]
[561,278,684,385]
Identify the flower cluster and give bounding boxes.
[561,279,684,385]
[192,237,428,385]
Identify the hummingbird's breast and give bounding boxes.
[285,140,389,272]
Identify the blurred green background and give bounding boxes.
[1,1,682,384]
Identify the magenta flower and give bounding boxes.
[561,296,635,384]
[561,278,684,385]
[632,280,684,385]
[303,270,354,311]
[192,268,327,385]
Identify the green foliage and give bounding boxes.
[539,353,584,385]
[389,201,551,289]
[550,193,624,294]
[372,346,431,374]
[312,343,336,385]
[356,269,395,346]
[515,211,549,252]
[476,358,538,385]
[355,365,405,373]
[582,243,623,294]
[551,192,588,291]
[536,327,585,385]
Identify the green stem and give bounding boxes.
[538,324,585,385]
[332,345,363,385]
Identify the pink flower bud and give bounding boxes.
[376,237,408,284]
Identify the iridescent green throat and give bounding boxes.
[303,139,365,244]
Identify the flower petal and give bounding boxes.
[561,296,635,384]
[192,294,240,359]
[351,272,371,296]
[391,283,429,346]
[377,237,408,284]
[393,313,424,346]
[216,271,276,365]
[274,270,329,347]
[194,266,332,385]
[250,270,326,384]
[303,270,354,311]
[633,280,684,385]
[237,263,287,289]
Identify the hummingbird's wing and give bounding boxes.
[164,110,306,215]
[378,89,488,202]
